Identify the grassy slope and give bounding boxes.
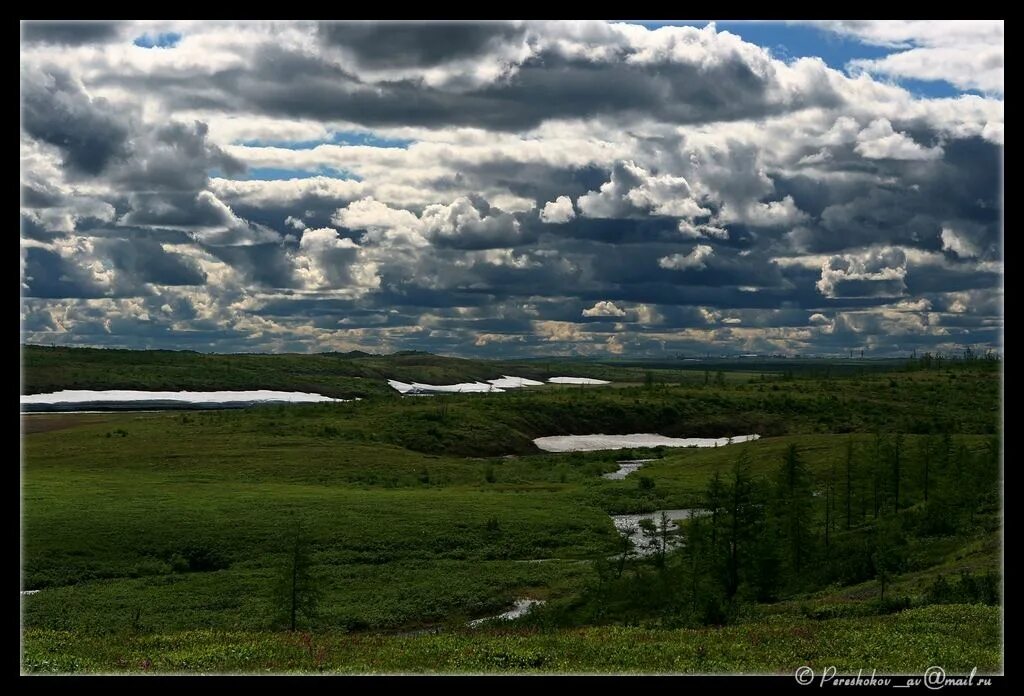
[20,358,1002,673]
[24,605,1001,674]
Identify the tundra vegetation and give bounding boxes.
[21,346,1001,673]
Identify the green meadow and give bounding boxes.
[20,346,1002,673]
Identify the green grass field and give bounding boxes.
[20,348,1002,674]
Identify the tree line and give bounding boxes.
[562,433,1000,628]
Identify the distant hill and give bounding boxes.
[20,344,934,398]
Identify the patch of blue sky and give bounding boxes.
[622,20,967,99]
[889,79,986,100]
[133,32,182,49]
[208,167,363,181]
[238,130,413,150]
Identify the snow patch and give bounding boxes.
[387,380,503,394]
[21,389,346,411]
[487,375,545,388]
[387,375,545,394]
[547,376,610,385]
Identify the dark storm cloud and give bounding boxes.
[22,66,130,175]
[21,20,124,45]
[100,238,208,287]
[113,121,245,193]
[22,246,109,298]
[317,21,527,69]
[105,38,843,132]
[202,243,298,289]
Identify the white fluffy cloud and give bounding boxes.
[540,195,576,223]
[940,227,981,259]
[582,300,626,317]
[658,244,714,271]
[578,160,708,219]
[816,247,908,298]
[813,20,1004,95]
[854,119,943,160]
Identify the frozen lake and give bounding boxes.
[534,433,760,452]
[21,389,347,412]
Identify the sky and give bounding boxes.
[20,20,1003,358]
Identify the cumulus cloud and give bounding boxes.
[540,195,576,223]
[658,244,714,271]
[854,118,943,160]
[677,220,729,240]
[811,20,1004,95]
[940,226,980,259]
[582,300,626,317]
[420,197,524,249]
[577,160,709,219]
[816,247,909,298]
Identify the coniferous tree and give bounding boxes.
[724,448,758,601]
[892,433,903,511]
[844,437,855,529]
[773,444,814,578]
[274,519,321,631]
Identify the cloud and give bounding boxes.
[816,247,908,298]
[940,226,980,259]
[19,21,1002,357]
[578,160,709,219]
[658,244,715,271]
[582,300,626,317]
[21,20,124,45]
[420,197,525,249]
[540,195,576,223]
[291,227,380,293]
[21,65,131,175]
[811,20,1004,95]
[854,118,943,160]
[317,20,528,71]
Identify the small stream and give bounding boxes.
[601,458,658,480]
[467,598,545,627]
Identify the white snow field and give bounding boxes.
[533,433,760,453]
[486,375,545,388]
[546,376,610,385]
[386,375,612,394]
[387,379,503,394]
[21,389,346,411]
[387,374,549,394]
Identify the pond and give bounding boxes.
[609,509,701,557]
[533,433,760,452]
